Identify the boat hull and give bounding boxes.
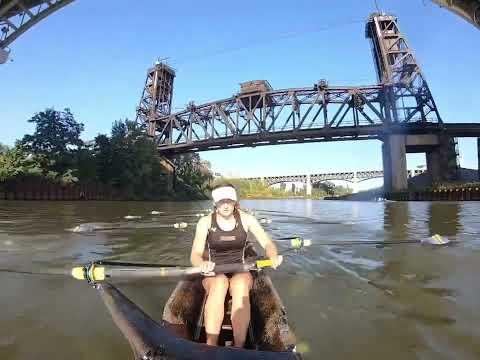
[96,275,301,359]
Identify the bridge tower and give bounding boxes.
[306,174,312,196]
[136,60,176,190]
[136,60,176,136]
[366,13,442,124]
[366,13,458,192]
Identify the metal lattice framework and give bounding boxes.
[148,85,388,154]
[245,169,425,186]
[0,0,73,58]
[366,13,442,124]
[138,13,447,154]
[136,61,176,134]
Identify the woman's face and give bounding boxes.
[216,199,236,218]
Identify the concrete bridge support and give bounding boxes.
[306,174,312,196]
[382,134,458,193]
[425,136,458,183]
[351,172,360,194]
[478,138,480,180]
[382,135,408,193]
[159,157,175,192]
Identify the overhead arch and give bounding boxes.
[1,1,478,65]
[432,0,480,29]
[0,0,73,62]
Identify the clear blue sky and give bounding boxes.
[1,0,479,179]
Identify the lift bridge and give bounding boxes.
[137,12,445,154]
[135,13,480,192]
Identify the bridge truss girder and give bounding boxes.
[0,0,73,58]
[147,85,392,154]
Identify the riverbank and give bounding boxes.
[0,177,208,201]
[328,167,480,201]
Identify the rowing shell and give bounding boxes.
[96,277,301,359]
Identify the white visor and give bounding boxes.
[212,186,237,203]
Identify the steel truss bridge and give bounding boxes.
[135,12,480,155]
[0,0,73,62]
[142,84,480,154]
[244,170,425,186]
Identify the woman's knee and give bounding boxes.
[204,275,229,295]
[229,273,253,297]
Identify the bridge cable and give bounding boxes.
[174,18,365,67]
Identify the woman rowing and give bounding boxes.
[190,183,282,347]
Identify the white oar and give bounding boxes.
[277,234,450,247]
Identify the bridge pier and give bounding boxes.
[351,171,359,194]
[159,157,175,192]
[382,135,408,193]
[478,138,480,181]
[408,134,458,183]
[383,134,458,193]
[306,174,312,196]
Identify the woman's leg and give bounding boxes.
[202,275,229,345]
[228,272,253,347]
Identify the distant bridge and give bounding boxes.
[243,169,425,186]
[238,169,426,195]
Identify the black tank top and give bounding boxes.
[206,210,248,265]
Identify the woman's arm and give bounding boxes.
[243,213,281,267]
[190,216,210,266]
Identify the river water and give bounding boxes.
[0,200,479,359]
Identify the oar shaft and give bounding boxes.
[316,240,421,246]
[107,263,258,278]
[106,266,202,278]
[71,260,270,282]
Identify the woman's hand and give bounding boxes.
[200,260,215,276]
[270,255,283,269]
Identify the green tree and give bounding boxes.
[21,108,84,178]
[93,118,175,199]
[317,181,335,196]
[75,146,96,183]
[0,144,43,181]
[94,134,113,184]
[172,153,213,190]
[0,143,9,154]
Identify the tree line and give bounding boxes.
[0,108,213,199]
[214,178,352,199]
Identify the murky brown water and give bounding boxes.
[0,200,479,359]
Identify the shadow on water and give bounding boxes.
[368,202,480,359]
[428,202,462,238]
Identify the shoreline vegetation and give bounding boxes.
[214,178,352,200]
[0,108,211,201]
